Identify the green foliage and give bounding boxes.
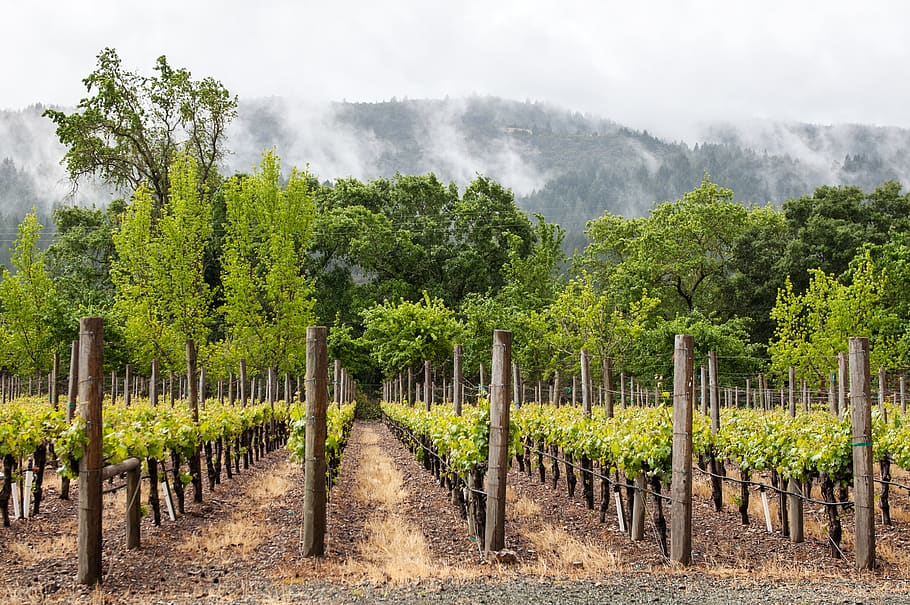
[44,48,236,205]
[111,154,212,369]
[546,271,660,377]
[221,151,317,374]
[769,251,898,382]
[583,175,752,317]
[0,211,63,374]
[627,311,762,385]
[361,293,461,376]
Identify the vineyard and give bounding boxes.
[0,327,910,604]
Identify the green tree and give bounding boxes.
[0,211,62,375]
[46,202,124,316]
[769,251,898,383]
[111,155,212,369]
[583,175,749,317]
[360,293,461,378]
[45,48,236,206]
[220,151,317,374]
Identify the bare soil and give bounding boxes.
[1,419,908,604]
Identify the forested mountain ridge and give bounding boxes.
[3,96,910,254]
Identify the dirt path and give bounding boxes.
[2,418,909,604]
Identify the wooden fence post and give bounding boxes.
[186,340,202,503]
[850,337,875,570]
[303,326,328,556]
[77,317,104,585]
[60,339,79,500]
[837,353,849,418]
[485,329,511,554]
[239,359,247,407]
[670,333,694,565]
[708,351,723,512]
[453,345,463,416]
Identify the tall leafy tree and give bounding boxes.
[220,151,317,374]
[111,155,212,369]
[583,175,749,317]
[769,251,898,383]
[45,48,236,206]
[0,212,63,375]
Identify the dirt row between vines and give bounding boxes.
[1,419,909,604]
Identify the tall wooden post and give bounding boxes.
[77,317,104,585]
[901,375,906,415]
[620,372,626,409]
[124,364,132,407]
[239,359,247,407]
[512,361,521,408]
[850,337,875,570]
[453,345,463,416]
[581,350,592,418]
[424,360,432,411]
[333,359,341,406]
[784,366,803,542]
[788,366,796,417]
[603,357,614,417]
[303,326,328,556]
[708,351,723,512]
[485,330,511,554]
[150,359,159,406]
[407,367,414,406]
[479,363,486,401]
[670,334,694,565]
[186,340,202,503]
[828,371,837,416]
[66,340,79,422]
[878,367,887,416]
[50,352,59,409]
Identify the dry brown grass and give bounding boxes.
[177,517,268,561]
[248,463,291,501]
[523,524,623,576]
[510,495,541,519]
[355,516,438,581]
[877,538,910,569]
[7,532,76,563]
[354,445,405,507]
[176,450,296,564]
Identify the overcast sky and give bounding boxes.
[3,1,909,140]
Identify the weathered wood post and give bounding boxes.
[485,329,511,555]
[186,340,202,503]
[839,352,849,417]
[512,361,521,408]
[150,359,159,406]
[333,359,341,406]
[580,349,594,509]
[124,364,132,407]
[708,351,723,512]
[424,360,433,411]
[77,317,104,585]
[603,357,614,417]
[670,334,694,565]
[303,326,328,556]
[50,352,59,409]
[849,336,875,570]
[787,366,804,543]
[901,375,906,414]
[408,367,414,406]
[453,344,463,416]
[239,359,247,407]
[61,339,79,500]
[828,371,837,416]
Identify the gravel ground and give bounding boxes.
[149,575,909,605]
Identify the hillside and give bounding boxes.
[3,97,910,253]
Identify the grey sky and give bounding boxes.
[3,1,909,140]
